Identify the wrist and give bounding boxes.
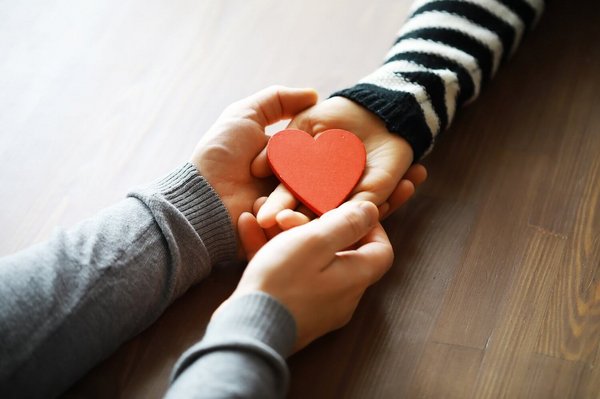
[327,96,415,164]
[142,163,237,265]
[171,292,296,395]
[332,85,427,160]
[328,96,387,130]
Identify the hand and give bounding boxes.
[191,86,318,258]
[252,96,427,227]
[227,201,393,351]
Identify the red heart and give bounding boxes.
[267,129,366,215]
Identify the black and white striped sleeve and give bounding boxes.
[332,0,545,160]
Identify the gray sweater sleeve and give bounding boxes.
[0,163,296,398]
[167,292,296,399]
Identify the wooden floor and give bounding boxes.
[1,1,599,398]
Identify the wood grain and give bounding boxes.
[472,230,566,398]
[408,342,483,399]
[288,199,477,398]
[536,155,600,363]
[1,0,599,398]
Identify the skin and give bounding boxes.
[191,86,426,259]
[190,86,319,258]
[254,96,427,227]
[230,201,393,351]
[191,87,428,349]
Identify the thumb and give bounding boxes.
[254,201,379,270]
[306,201,379,255]
[250,89,317,177]
[237,85,318,128]
[285,109,314,134]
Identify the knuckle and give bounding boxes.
[345,211,367,238]
[334,311,353,330]
[335,297,362,329]
[385,246,395,267]
[354,272,371,290]
[221,101,245,118]
[339,313,353,328]
[351,278,369,297]
[363,249,394,285]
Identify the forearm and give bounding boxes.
[0,163,236,398]
[167,293,296,399]
[333,0,545,160]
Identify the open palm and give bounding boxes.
[254,96,425,227]
[191,86,319,257]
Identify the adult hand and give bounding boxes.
[229,201,393,351]
[253,96,427,227]
[191,86,318,258]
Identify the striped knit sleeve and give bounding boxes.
[332,0,546,160]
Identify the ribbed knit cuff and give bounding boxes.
[146,163,237,265]
[206,292,296,357]
[332,83,433,161]
[171,292,296,394]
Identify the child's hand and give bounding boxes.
[252,96,427,228]
[228,201,393,351]
[236,196,312,260]
[191,86,318,258]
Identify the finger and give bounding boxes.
[264,224,283,241]
[238,212,268,261]
[348,174,389,204]
[348,168,418,209]
[251,201,379,270]
[250,89,320,178]
[276,209,311,231]
[310,201,379,254]
[296,204,317,221]
[348,191,380,204]
[354,223,395,283]
[252,196,285,238]
[253,197,268,215]
[386,179,415,217]
[285,112,313,134]
[404,164,428,187]
[251,148,271,178]
[236,86,318,128]
[253,197,282,238]
[377,202,390,220]
[251,107,320,179]
[256,184,299,228]
[327,223,394,286]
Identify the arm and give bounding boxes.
[0,164,236,398]
[0,87,417,398]
[257,0,545,223]
[168,3,551,395]
[167,201,393,398]
[166,293,295,399]
[333,0,546,160]
[0,87,318,398]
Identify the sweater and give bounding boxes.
[333,0,545,160]
[0,1,546,397]
[0,163,295,399]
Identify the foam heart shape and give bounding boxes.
[267,129,366,215]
